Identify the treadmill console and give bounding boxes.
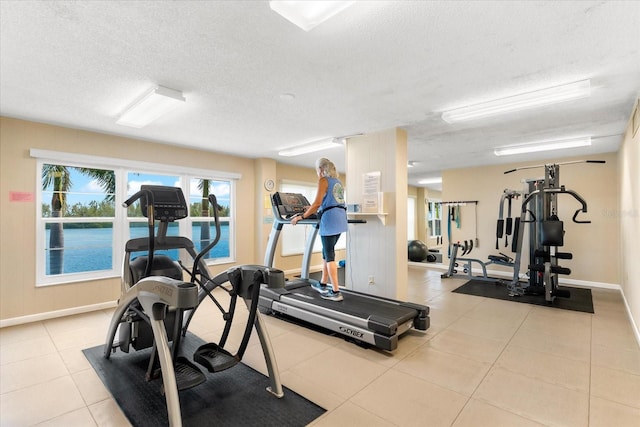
[272,192,317,219]
[140,185,188,222]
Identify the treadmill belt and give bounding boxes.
[284,281,417,324]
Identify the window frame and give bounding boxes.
[427,198,442,238]
[32,149,240,286]
[36,159,120,286]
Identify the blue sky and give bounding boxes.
[42,167,231,208]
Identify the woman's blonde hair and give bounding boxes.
[316,158,339,178]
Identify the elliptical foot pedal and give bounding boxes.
[174,356,206,391]
[194,343,239,373]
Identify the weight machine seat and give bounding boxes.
[488,254,514,265]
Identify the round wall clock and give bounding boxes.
[264,179,275,191]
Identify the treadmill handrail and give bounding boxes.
[266,192,365,278]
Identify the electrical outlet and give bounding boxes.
[368,275,375,284]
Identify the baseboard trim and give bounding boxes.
[408,261,448,270]
[0,301,117,328]
[410,262,622,290]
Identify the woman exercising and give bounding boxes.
[291,158,348,301]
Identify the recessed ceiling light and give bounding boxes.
[117,86,185,128]
[269,1,355,31]
[278,137,344,157]
[442,79,591,124]
[279,93,296,101]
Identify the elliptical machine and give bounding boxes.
[103,185,283,427]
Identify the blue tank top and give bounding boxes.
[319,177,348,236]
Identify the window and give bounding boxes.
[427,199,442,238]
[33,149,239,286]
[40,165,116,281]
[187,178,232,263]
[126,172,181,261]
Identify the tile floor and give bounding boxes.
[1,267,639,426]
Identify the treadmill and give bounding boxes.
[258,192,430,351]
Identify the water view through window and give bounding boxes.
[41,165,233,277]
[44,223,230,275]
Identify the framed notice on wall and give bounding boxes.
[362,171,381,213]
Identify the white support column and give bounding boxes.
[345,128,408,300]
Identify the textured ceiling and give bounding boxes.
[1,1,639,190]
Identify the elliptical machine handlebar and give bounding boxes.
[123,189,155,225]
[190,194,223,279]
[123,189,155,278]
[123,189,153,208]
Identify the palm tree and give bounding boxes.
[42,165,115,275]
[78,167,116,203]
[42,165,70,274]
[198,179,212,249]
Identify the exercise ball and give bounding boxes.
[408,240,428,262]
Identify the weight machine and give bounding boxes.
[444,160,604,303]
[506,160,604,301]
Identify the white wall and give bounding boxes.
[618,99,640,343]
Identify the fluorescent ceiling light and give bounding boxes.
[494,137,592,156]
[269,1,355,31]
[117,86,185,128]
[417,177,443,185]
[442,79,591,124]
[278,137,344,157]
